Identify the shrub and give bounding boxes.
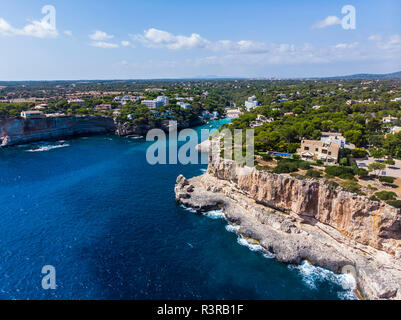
[339,172,356,180]
[369,195,380,202]
[341,181,361,193]
[290,172,305,180]
[262,154,273,162]
[305,169,322,178]
[385,158,395,165]
[255,165,271,171]
[353,167,369,178]
[351,148,368,159]
[375,191,397,201]
[315,159,324,165]
[273,161,298,174]
[327,181,339,191]
[386,199,401,208]
[298,161,311,170]
[379,176,395,184]
[325,166,354,177]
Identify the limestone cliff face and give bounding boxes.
[209,157,401,257]
[0,117,116,146]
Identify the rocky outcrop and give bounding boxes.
[209,157,401,257]
[175,157,401,300]
[114,121,156,137]
[0,116,116,146]
[1,116,205,146]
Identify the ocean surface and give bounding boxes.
[0,119,355,300]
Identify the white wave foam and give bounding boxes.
[26,144,69,152]
[180,205,197,213]
[263,252,276,259]
[225,224,240,233]
[237,236,264,252]
[204,209,225,219]
[289,261,356,299]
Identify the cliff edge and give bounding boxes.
[175,157,401,299]
[0,116,116,147]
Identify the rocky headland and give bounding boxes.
[0,116,116,147]
[175,156,401,300]
[0,116,204,147]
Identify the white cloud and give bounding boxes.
[121,40,132,47]
[0,16,58,38]
[333,42,358,49]
[89,30,114,41]
[312,16,342,29]
[133,28,210,50]
[132,28,268,53]
[90,41,119,49]
[368,34,401,51]
[64,30,73,37]
[131,28,401,70]
[368,34,381,41]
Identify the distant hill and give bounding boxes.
[326,71,401,80]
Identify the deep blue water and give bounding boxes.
[0,119,354,300]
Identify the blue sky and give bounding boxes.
[0,0,400,80]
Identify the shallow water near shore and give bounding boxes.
[0,119,355,299]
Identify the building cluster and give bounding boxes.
[67,99,85,106]
[249,115,273,128]
[114,95,140,105]
[346,98,377,105]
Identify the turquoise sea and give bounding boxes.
[0,119,355,299]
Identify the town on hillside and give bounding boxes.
[2,78,401,207]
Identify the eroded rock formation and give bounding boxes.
[175,157,401,299]
[209,157,401,257]
[0,117,116,146]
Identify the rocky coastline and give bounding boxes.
[0,116,205,147]
[175,156,401,300]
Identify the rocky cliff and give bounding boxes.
[0,116,116,146]
[209,157,401,257]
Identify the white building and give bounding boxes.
[320,132,355,149]
[177,102,191,109]
[245,96,258,111]
[141,100,160,109]
[141,96,169,109]
[156,96,169,106]
[21,110,45,118]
